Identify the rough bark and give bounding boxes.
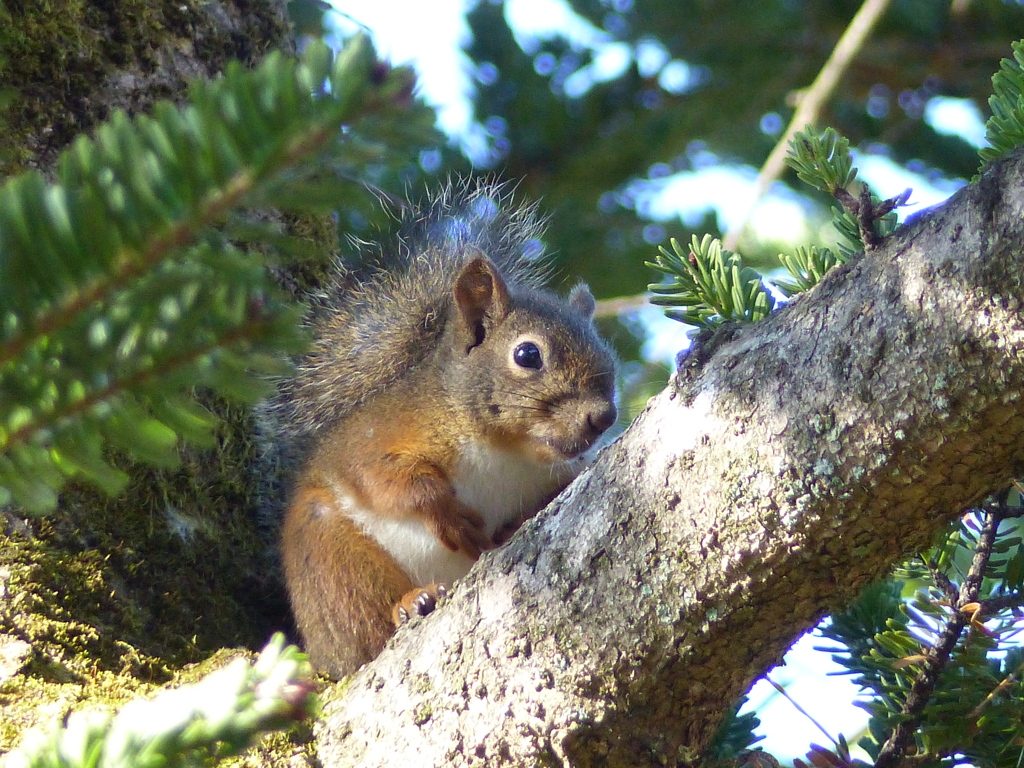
[319,149,1024,767]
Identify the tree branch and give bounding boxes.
[929,567,958,604]
[316,147,1024,768]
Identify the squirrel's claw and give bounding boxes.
[392,583,448,627]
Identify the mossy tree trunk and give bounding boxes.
[1,0,292,175]
[318,149,1024,766]
[0,0,306,752]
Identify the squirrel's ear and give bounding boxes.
[568,282,596,319]
[454,257,511,347]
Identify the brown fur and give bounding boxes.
[281,486,415,677]
[274,186,617,678]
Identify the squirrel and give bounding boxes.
[271,182,617,678]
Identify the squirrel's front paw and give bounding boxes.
[431,504,493,559]
[392,583,448,627]
[492,512,531,546]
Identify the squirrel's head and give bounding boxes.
[447,255,617,464]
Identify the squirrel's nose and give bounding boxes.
[586,402,617,437]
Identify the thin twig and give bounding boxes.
[593,293,651,318]
[950,0,973,17]
[874,506,1006,768]
[766,676,836,746]
[929,567,958,604]
[722,0,894,252]
[979,592,1024,613]
[598,0,895,318]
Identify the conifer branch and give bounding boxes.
[928,568,958,604]
[647,125,906,328]
[785,126,906,256]
[968,656,1024,720]
[874,507,1006,768]
[977,592,1024,613]
[979,39,1024,169]
[833,185,911,250]
[2,634,315,768]
[0,121,334,368]
[774,244,848,297]
[2,314,284,455]
[0,37,435,512]
[646,234,774,329]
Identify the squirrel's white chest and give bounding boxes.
[335,440,577,587]
[451,438,577,530]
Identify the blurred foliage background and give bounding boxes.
[297,0,1024,411]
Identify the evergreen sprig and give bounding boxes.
[648,126,906,325]
[646,234,775,329]
[979,39,1024,168]
[708,694,763,761]
[785,126,857,196]
[3,634,315,768]
[0,37,434,513]
[819,505,1024,768]
[775,245,848,297]
[786,126,906,255]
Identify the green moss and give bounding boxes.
[225,726,319,768]
[0,398,297,753]
[274,211,342,296]
[0,0,291,177]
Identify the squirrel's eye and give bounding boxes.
[513,341,543,370]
